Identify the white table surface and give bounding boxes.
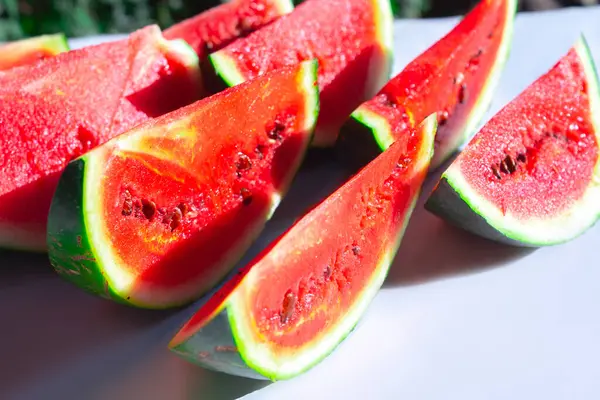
[2,6,600,400]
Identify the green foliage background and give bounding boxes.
[0,0,431,41]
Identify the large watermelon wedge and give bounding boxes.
[209,0,394,147]
[47,61,319,309]
[169,115,437,380]
[0,25,202,252]
[425,36,600,247]
[164,0,293,60]
[337,0,517,169]
[0,33,69,70]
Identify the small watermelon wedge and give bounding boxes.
[0,25,202,252]
[425,36,600,247]
[0,33,69,70]
[169,115,437,380]
[164,0,293,60]
[209,0,394,147]
[47,61,319,309]
[337,0,517,169]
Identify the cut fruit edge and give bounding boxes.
[170,114,437,380]
[77,60,320,308]
[453,0,518,158]
[208,0,395,92]
[350,0,518,166]
[159,35,204,96]
[438,35,600,246]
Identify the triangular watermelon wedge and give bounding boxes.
[426,36,600,247]
[0,33,69,70]
[47,61,319,309]
[337,0,517,170]
[0,25,202,251]
[169,115,437,380]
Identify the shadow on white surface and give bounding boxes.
[384,161,536,288]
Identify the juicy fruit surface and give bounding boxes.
[0,34,69,70]
[453,46,598,220]
[48,61,318,308]
[0,25,200,250]
[170,115,436,379]
[211,0,392,146]
[346,0,515,167]
[164,0,292,59]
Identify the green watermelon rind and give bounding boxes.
[348,0,518,167]
[41,33,70,54]
[190,115,436,381]
[160,36,203,92]
[47,60,320,309]
[428,35,600,247]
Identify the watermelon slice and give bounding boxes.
[164,0,293,60]
[0,33,69,70]
[169,115,437,380]
[47,61,319,309]
[425,36,600,247]
[0,25,202,252]
[337,0,517,169]
[209,0,394,147]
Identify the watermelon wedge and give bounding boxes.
[425,36,600,247]
[0,25,202,252]
[169,115,437,380]
[47,61,319,309]
[209,0,394,147]
[0,33,69,70]
[164,0,293,60]
[337,0,517,169]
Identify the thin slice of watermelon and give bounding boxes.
[169,115,437,380]
[209,0,394,147]
[0,25,202,252]
[47,61,319,309]
[0,33,69,70]
[164,0,293,60]
[337,0,517,170]
[425,36,600,247]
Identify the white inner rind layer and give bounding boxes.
[273,0,295,15]
[443,36,600,246]
[83,60,319,309]
[224,115,437,380]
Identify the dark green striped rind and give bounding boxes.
[46,157,124,303]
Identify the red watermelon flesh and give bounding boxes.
[425,36,600,246]
[163,0,293,60]
[338,0,517,170]
[169,115,437,380]
[46,61,319,308]
[0,34,69,70]
[209,0,394,147]
[0,25,201,251]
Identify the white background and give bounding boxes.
[1,6,600,400]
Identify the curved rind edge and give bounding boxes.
[274,0,295,14]
[223,115,436,380]
[161,36,204,96]
[47,157,126,304]
[47,33,70,53]
[457,0,518,152]
[208,51,246,88]
[429,34,600,246]
[351,106,394,151]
